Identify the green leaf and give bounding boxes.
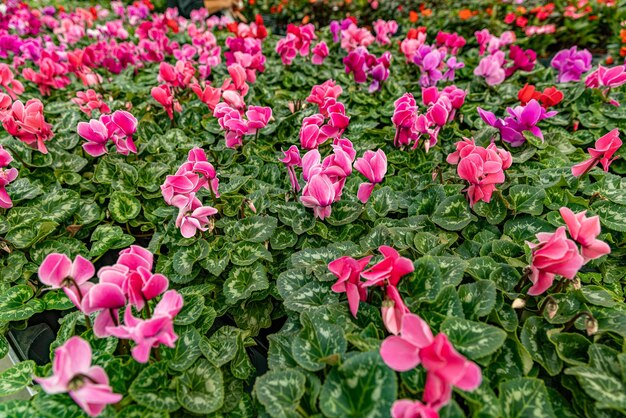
[115,405,170,418]
[129,363,181,412]
[319,351,397,418]
[32,393,89,418]
[174,294,205,326]
[520,317,563,376]
[223,263,269,305]
[508,185,546,215]
[232,215,278,242]
[432,195,477,231]
[0,360,35,396]
[367,186,398,218]
[5,221,58,249]
[458,280,497,319]
[473,197,507,225]
[165,326,202,372]
[42,290,75,311]
[254,369,306,418]
[291,311,347,372]
[591,200,626,232]
[89,224,135,258]
[172,239,209,276]
[0,399,37,417]
[201,326,240,367]
[108,191,142,223]
[549,332,590,366]
[401,256,441,302]
[326,199,364,226]
[499,378,556,418]
[175,359,224,415]
[0,285,44,321]
[441,317,507,360]
[229,241,273,266]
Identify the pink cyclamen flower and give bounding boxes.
[361,246,414,287]
[306,80,343,114]
[329,255,373,317]
[311,42,329,65]
[382,285,410,335]
[354,149,387,203]
[77,119,109,157]
[172,193,218,238]
[0,63,24,99]
[526,226,585,295]
[300,114,328,150]
[571,129,622,177]
[81,282,127,338]
[38,253,95,310]
[246,106,272,134]
[107,290,183,363]
[300,173,337,219]
[34,337,122,417]
[391,400,439,418]
[585,65,626,89]
[0,146,18,209]
[125,266,169,310]
[72,89,110,116]
[190,83,221,112]
[2,98,54,154]
[380,314,481,408]
[151,84,181,120]
[473,51,506,86]
[551,47,592,83]
[505,45,536,77]
[280,145,302,192]
[559,207,610,262]
[392,93,419,147]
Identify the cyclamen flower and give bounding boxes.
[518,84,563,108]
[0,63,24,99]
[391,400,439,418]
[477,99,557,147]
[306,80,343,115]
[190,82,221,112]
[448,138,512,207]
[280,145,302,192]
[361,246,414,287]
[151,84,181,120]
[559,207,610,262]
[392,93,419,147]
[2,98,54,154]
[311,42,329,65]
[34,337,122,417]
[382,285,410,336]
[354,149,387,203]
[0,146,18,209]
[38,253,95,310]
[72,90,110,116]
[77,110,138,157]
[413,45,446,87]
[474,51,506,86]
[435,31,466,55]
[329,255,373,317]
[571,129,622,177]
[505,45,536,77]
[380,314,481,408]
[107,290,183,363]
[246,106,272,134]
[526,227,585,295]
[300,173,337,219]
[551,46,592,83]
[585,65,626,105]
[341,23,375,51]
[81,282,126,338]
[172,193,218,238]
[374,20,398,45]
[158,60,195,88]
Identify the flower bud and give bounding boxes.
[585,316,598,336]
[512,298,526,309]
[546,299,558,320]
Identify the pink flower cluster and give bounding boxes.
[38,247,183,362]
[214,102,272,149]
[391,86,466,151]
[343,47,392,92]
[0,146,18,209]
[526,207,610,295]
[77,110,138,157]
[0,63,24,99]
[311,41,329,65]
[447,138,512,207]
[340,22,375,52]
[72,89,111,116]
[477,99,557,146]
[373,20,398,45]
[0,94,54,154]
[275,23,316,65]
[411,44,465,87]
[473,30,535,85]
[551,46,592,83]
[22,50,71,95]
[585,65,626,106]
[161,147,219,238]
[328,246,481,416]
[224,29,265,83]
[300,81,350,149]
[158,60,196,88]
[571,129,622,177]
[35,336,122,417]
[435,31,467,55]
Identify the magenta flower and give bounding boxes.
[322,100,350,139]
[108,290,183,363]
[300,114,327,150]
[306,80,343,114]
[380,313,434,372]
[551,46,592,83]
[585,65,626,89]
[361,246,414,287]
[311,41,329,65]
[78,110,138,157]
[300,174,337,219]
[72,89,110,117]
[413,45,445,87]
[571,129,622,177]
[559,207,611,262]
[158,60,195,89]
[38,253,95,310]
[391,400,439,418]
[2,98,54,154]
[329,255,373,317]
[392,93,419,147]
[246,106,272,134]
[343,47,370,84]
[382,285,410,335]
[125,267,169,310]
[213,103,248,149]
[526,227,585,295]
[354,149,387,203]
[0,63,24,99]
[151,84,181,120]
[280,145,302,192]
[77,119,109,157]
[172,193,218,238]
[190,82,221,112]
[505,45,536,77]
[34,337,122,417]
[0,146,18,209]
[473,51,506,86]
[81,282,126,338]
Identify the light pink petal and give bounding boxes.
[380,336,421,371]
[38,253,72,287]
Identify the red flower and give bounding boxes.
[538,87,564,108]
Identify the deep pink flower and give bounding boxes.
[380,313,434,371]
[354,149,387,203]
[382,285,410,335]
[329,255,372,317]
[0,63,24,99]
[81,282,126,337]
[2,98,54,154]
[585,65,626,89]
[151,84,181,120]
[311,41,329,65]
[526,227,585,295]
[72,89,110,116]
[559,207,611,262]
[125,267,169,310]
[374,20,398,45]
[78,119,109,157]
[361,246,414,287]
[392,93,419,147]
[391,400,439,418]
[107,290,183,363]
[505,45,536,77]
[0,145,18,209]
[300,114,327,150]
[280,145,302,192]
[571,129,622,177]
[172,193,218,238]
[38,253,95,310]
[300,173,337,219]
[320,100,350,139]
[34,337,122,417]
[190,82,221,112]
[246,106,272,134]
[158,60,195,88]
[306,80,343,115]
